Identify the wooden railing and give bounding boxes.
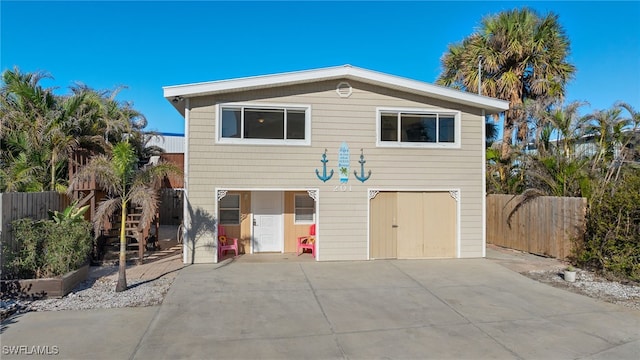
[69,149,97,191]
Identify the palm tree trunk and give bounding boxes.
[50,152,57,191]
[501,114,514,161]
[116,201,128,292]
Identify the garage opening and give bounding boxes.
[370,191,457,259]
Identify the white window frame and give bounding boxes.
[294,194,315,224]
[376,107,461,148]
[219,194,241,225]
[216,103,312,146]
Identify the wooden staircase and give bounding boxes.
[109,206,154,264]
[69,149,157,265]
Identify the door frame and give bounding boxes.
[214,187,320,262]
[366,188,461,260]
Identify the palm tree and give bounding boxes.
[69,141,179,292]
[437,7,576,162]
[583,107,630,171]
[1,68,56,191]
[533,101,587,158]
[1,68,151,193]
[615,101,640,164]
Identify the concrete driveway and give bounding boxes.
[3,257,639,359]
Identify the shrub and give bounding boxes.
[576,169,640,281]
[3,218,92,279]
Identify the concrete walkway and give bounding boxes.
[2,254,639,359]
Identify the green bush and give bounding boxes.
[3,218,92,279]
[576,169,640,281]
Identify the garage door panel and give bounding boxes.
[423,192,456,258]
[397,192,424,258]
[370,192,397,259]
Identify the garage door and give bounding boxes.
[370,191,456,259]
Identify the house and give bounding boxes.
[145,132,185,154]
[163,65,509,263]
[142,132,186,225]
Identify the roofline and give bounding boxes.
[163,64,510,115]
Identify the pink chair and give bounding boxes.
[218,225,238,258]
[297,224,316,257]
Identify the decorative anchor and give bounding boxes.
[315,149,334,182]
[354,148,371,183]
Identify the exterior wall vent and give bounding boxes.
[336,82,352,98]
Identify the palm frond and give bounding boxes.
[129,185,158,229]
[93,197,122,238]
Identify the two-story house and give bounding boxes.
[163,65,509,263]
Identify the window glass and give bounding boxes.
[221,109,241,138]
[219,194,240,225]
[244,108,284,139]
[219,105,309,143]
[286,110,306,140]
[380,114,398,141]
[380,110,457,146]
[401,114,436,143]
[439,116,455,143]
[294,194,315,223]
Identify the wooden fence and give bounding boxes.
[0,192,71,252]
[487,194,587,260]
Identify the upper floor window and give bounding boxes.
[377,108,460,148]
[217,104,311,145]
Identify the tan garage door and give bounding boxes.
[370,192,456,259]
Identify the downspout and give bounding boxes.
[478,56,483,95]
[183,99,190,264]
[481,109,487,258]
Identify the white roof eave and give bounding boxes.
[163,65,510,115]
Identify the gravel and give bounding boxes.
[1,266,175,319]
[523,268,640,311]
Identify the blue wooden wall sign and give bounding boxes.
[338,142,350,183]
[315,149,334,182]
[354,148,371,183]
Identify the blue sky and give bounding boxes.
[2,1,639,135]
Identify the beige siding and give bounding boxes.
[185,79,485,262]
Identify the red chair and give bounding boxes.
[218,225,238,258]
[297,224,316,257]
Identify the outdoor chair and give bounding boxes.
[297,224,316,257]
[218,225,238,258]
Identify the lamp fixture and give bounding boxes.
[172,96,184,103]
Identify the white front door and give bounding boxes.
[252,191,283,252]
